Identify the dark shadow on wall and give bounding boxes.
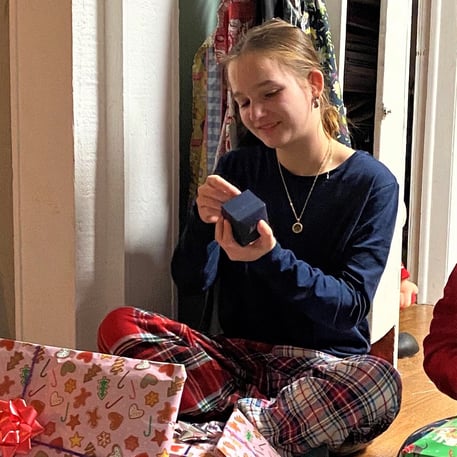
[177,1,218,329]
[176,2,219,329]
[124,251,175,317]
[0,0,14,340]
[0,274,13,339]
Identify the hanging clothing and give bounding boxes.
[188,0,256,209]
[187,0,351,206]
[255,0,283,21]
[188,35,225,210]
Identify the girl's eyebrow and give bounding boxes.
[231,80,278,99]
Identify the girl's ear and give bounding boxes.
[307,69,325,98]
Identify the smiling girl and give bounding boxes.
[98,19,401,457]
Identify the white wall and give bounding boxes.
[73,0,180,349]
[410,0,457,303]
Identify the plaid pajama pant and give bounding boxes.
[98,306,402,457]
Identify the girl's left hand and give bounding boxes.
[215,218,276,261]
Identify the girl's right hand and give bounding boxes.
[400,278,419,309]
[215,218,276,261]
[196,175,241,224]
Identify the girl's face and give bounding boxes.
[227,52,318,150]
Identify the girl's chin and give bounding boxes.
[258,136,284,149]
[262,140,278,149]
[254,131,281,147]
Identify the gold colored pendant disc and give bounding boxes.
[292,222,303,234]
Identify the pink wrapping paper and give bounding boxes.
[0,338,186,457]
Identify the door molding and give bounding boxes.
[409,0,457,304]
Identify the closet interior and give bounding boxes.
[343,0,381,154]
[342,0,418,263]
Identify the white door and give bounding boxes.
[370,0,412,347]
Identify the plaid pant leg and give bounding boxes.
[236,351,402,457]
[97,306,267,420]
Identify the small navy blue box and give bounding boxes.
[221,190,268,246]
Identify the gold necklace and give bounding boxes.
[277,140,332,234]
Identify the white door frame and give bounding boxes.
[408,0,457,304]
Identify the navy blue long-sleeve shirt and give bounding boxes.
[172,145,399,357]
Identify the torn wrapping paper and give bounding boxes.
[216,410,281,457]
[170,409,280,457]
[0,338,186,457]
[170,421,225,456]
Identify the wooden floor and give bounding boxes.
[362,304,456,457]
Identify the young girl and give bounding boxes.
[98,19,401,457]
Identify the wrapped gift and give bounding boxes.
[0,337,186,457]
[170,409,280,457]
[401,417,457,456]
[217,410,280,457]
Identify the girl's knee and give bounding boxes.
[97,306,141,353]
[99,306,136,332]
[367,355,402,391]
[356,355,402,418]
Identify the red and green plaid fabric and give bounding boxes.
[98,306,401,456]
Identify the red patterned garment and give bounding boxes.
[423,264,457,400]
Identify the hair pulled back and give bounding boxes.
[223,18,341,139]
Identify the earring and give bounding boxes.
[313,97,320,109]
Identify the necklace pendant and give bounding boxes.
[292,222,303,234]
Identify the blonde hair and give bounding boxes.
[222,18,341,139]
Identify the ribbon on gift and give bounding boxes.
[1,345,87,457]
[0,398,44,457]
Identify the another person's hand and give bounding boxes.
[196,175,240,224]
[400,278,418,309]
[215,218,276,262]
